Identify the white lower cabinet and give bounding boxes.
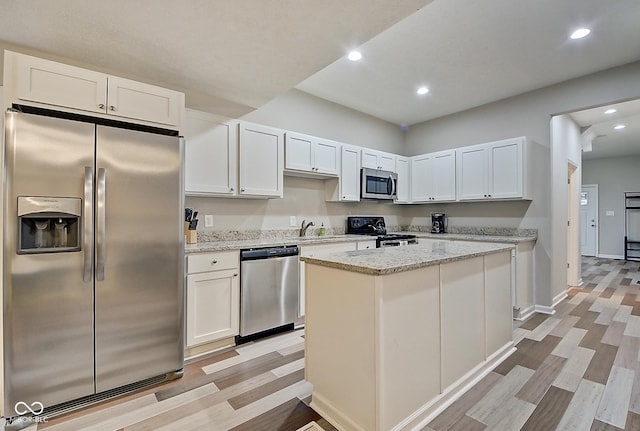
[299,241,359,318]
[186,251,240,347]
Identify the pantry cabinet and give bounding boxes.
[411,150,456,202]
[456,137,525,201]
[8,51,183,129]
[326,144,361,202]
[285,131,339,176]
[186,251,240,347]
[238,121,285,198]
[361,148,396,171]
[184,110,238,196]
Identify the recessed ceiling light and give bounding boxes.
[416,86,429,95]
[347,51,362,61]
[614,124,626,130]
[570,28,591,40]
[604,109,617,114]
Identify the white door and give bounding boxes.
[580,185,598,256]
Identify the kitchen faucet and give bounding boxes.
[300,219,315,237]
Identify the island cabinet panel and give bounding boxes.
[440,257,485,390]
[378,267,441,431]
[305,265,377,431]
[484,251,513,355]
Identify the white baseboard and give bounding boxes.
[514,305,536,321]
[534,305,556,315]
[597,254,625,260]
[553,291,568,307]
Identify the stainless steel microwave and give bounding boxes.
[361,168,397,200]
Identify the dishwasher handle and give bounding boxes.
[241,245,299,261]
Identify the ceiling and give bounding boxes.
[0,0,639,159]
[297,0,640,126]
[571,99,640,161]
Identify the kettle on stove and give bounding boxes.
[431,213,446,234]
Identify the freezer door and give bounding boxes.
[3,112,95,413]
[94,125,183,392]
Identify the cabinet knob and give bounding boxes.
[109,105,116,111]
[230,187,234,192]
[234,273,238,277]
[241,188,245,192]
[211,259,218,264]
[98,103,105,109]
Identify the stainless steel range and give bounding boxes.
[346,216,418,247]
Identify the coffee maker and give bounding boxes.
[431,213,446,234]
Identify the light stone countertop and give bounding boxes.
[300,239,514,275]
[185,234,372,253]
[407,232,536,244]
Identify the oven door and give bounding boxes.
[361,168,397,200]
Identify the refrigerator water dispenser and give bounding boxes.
[18,196,81,253]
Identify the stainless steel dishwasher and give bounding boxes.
[238,245,299,343]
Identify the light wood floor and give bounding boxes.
[8,256,638,430]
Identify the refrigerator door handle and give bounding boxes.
[83,166,94,283]
[96,167,106,281]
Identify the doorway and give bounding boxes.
[580,184,599,257]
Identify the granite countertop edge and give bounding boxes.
[185,232,535,253]
[301,244,514,275]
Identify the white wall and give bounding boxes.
[403,60,640,309]
[583,156,640,258]
[186,89,406,233]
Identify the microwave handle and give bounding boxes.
[388,175,397,196]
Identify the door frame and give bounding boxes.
[580,184,599,258]
[567,163,582,287]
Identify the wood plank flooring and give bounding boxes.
[7,256,639,430]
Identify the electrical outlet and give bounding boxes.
[289,216,296,227]
[204,215,214,227]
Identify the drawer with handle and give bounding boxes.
[187,251,239,274]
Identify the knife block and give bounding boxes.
[185,222,197,244]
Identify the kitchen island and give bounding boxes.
[302,239,515,431]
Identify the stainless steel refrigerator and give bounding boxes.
[3,110,184,417]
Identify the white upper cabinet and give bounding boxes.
[361,148,396,171]
[457,137,526,200]
[7,51,184,130]
[395,156,411,203]
[16,53,107,115]
[238,121,285,198]
[106,76,182,127]
[326,144,361,202]
[285,132,339,176]
[184,109,238,196]
[411,150,456,202]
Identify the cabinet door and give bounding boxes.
[432,151,456,201]
[410,154,433,202]
[457,145,487,200]
[488,139,523,199]
[361,149,381,169]
[379,152,396,172]
[107,76,183,127]
[340,144,361,201]
[186,269,240,346]
[184,110,238,195]
[314,139,340,176]
[238,122,284,197]
[285,132,313,172]
[395,157,411,203]
[16,53,107,115]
